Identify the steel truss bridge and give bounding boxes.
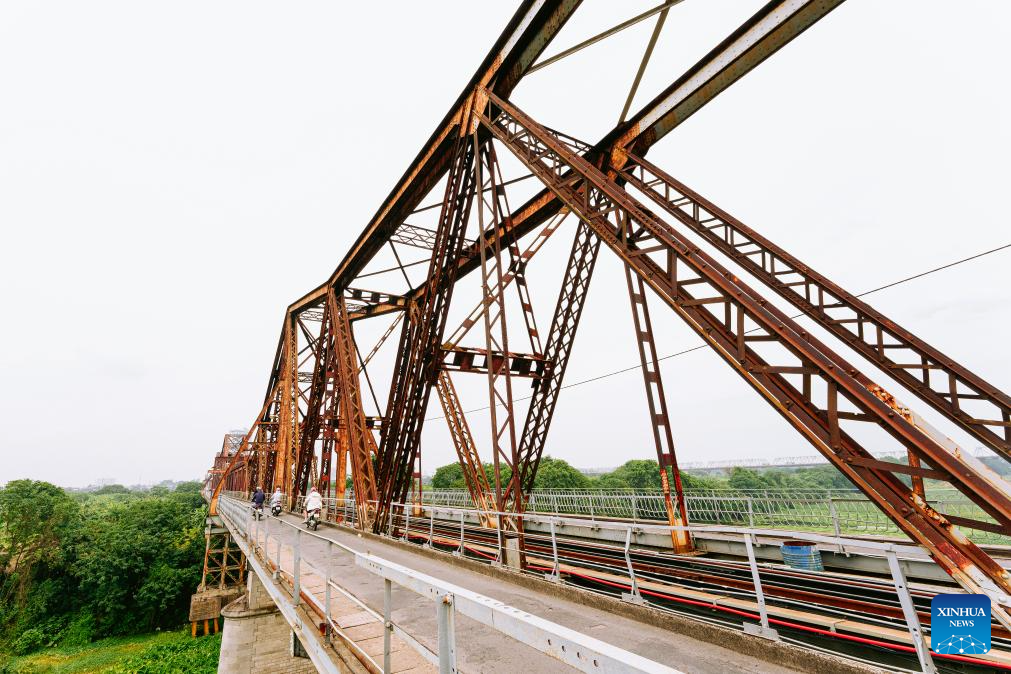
[206,0,1011,643]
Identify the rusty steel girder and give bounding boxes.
[208,1,1011,630]
[373,137,478,533]
[616,151,1011,459]
[478,89,1011,623]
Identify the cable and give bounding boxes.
[427,242,1011,420]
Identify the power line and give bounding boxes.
[427,242,1011,420]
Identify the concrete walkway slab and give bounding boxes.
[265,512,806,674]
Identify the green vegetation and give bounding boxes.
[0,481,210,669]
[431,456,591,490]
[0,630,219,674]
[428,456,857,493]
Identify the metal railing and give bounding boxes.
[414,488,1011,545]
[226,487,1011,545]
[217,495,680,674]
[375,499,942,673]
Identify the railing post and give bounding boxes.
[427,507,435,548]
[632,494,638,522]
[455,511,465,556]
[437,593,456,674]
[887,550,937,673]
[747,496,754,528]
[547,519,560,581]
[388,506,395,538]
[828,498,844,554]
[743,533,778,640]
[383,578,393,674]
[263,513,270,554]
[403,503,411,542]
[495,513,503,565]
[325,541,332,644]
[551,493,559,514]
[621,527,643,604]
[274,531,280,579]
[293,528,301,606]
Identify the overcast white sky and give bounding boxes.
[2,1,1009,488]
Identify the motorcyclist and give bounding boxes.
[269,488,283,511]
[251,486,265,508]
[304,487,323,523]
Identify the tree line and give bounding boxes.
[0,480,207,658]
[428,455,857,492]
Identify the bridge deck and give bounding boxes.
[262,511,809,674]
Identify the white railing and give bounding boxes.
[217,495,680,674]
[373,499,943,673]
[226,487,1011,545]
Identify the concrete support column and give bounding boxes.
[218,572,319,674]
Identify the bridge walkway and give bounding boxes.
[259,509,809,674]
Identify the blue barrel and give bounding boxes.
[780,540,824,571]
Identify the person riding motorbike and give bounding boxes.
[304,487,323,523]
[251,486,266,518]
[269,488,283,515]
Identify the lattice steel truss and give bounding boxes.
[210,1,1011,624]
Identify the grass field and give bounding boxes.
[0,630,220,674]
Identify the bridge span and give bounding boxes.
[201,1,1011,672]
[210,494,862,674]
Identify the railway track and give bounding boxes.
[358,511,1011,673]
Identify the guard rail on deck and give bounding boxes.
[229,487,1009,546]
[223,491,956,673]
[217,495,680,674]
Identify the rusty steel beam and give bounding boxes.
[355,1,848,324]
[440,346,547,379]
[284,1,582,317]
[374,137,478,533]
[480,90,1011,624]
[517,220,601,496]
[473,137,523,508]
[436,371,495,518]
[617,151,1011,460]
[327,287,378,526]
[624,266,692,553]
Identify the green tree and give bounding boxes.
[70,496,205,637]
[531,457,590,489]
[727,467,769,491]
[605,460,662,489]
[94,484,131,495]
[0,480,79,607]
[431,463,465,489]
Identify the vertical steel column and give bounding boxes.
[623,263,692,553]
[517,221,601,497]
[375,137,477,532]
[473,136,521,512]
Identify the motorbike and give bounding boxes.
[251,503,264,520]
[270,503,282,517]
[305,508,320,531]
